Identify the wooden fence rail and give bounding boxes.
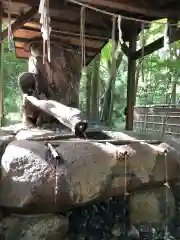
[133,105,180,137]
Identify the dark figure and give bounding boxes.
[18,72,58,126]
[18,72,38,95]
[124,106,127,117]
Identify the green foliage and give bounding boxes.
[80,21,180,128]
[3,41,27,126]
[3,21,180,129]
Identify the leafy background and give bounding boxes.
[2,21,180,127]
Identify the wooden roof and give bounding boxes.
[1,0,180,64]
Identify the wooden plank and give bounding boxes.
[1,7,37,41]
[23,21,110,40]
[77,0,180,19]
[15,41,25,48]
[135,114,180,118]
[2,0,65,10]
[15,47,29,59]
[14,28,41,39]
[14,33,104,49]
[14,37,101,55]
[19,25,109,41]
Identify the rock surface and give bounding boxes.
[15,127,71,140]
[0,131,15,160]
[0,139,125,211]
[0,214,68,240]
[0,129,180,239]
[0,135,180,212]
[67,196,129,239]
[129,186,175,228]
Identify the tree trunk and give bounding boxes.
[171,79,177,104]
[101,49,123,125]
[29,42,81,108]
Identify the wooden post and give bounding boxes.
[86,66,92,119]
[125,34,137,130]
[90,54,100,123]
[0,3,4,126]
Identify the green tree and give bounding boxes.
[3,42,27,126]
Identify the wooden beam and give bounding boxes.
[14,37,100,54]
[77,0,180,19]
[25,19,110,38]
[20,25,109,41]
[133,27,180,60]
[3,12,18,20]
[2,0,65,9]
[2,0,110,28]
[125,33,136,131]
[1,7,37,41]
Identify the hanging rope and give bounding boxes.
[163,149,170,237]
[123,152,129,238]
[68,0,179,26]
[80,6,86,70]
[7,0,14,50]
[111,16,116,65]
[38,0,51,63]
[117,15,123,44]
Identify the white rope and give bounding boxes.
[68,0,179,26]
[111,16,116,56]
[7,0,14,50]
[164,150,170,236]
[38,0,51,63]
[117,15,123,44]
[124,152,129,237]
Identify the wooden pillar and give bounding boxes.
[125,34,137,130]
[90,54,100,122]
[0,3,4,126]
[86,66,92,119]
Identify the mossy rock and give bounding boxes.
[129,186,175,229]
[0,214,68,240]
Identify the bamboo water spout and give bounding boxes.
[25,95,88,137]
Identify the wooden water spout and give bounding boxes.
[25,95,88,137]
